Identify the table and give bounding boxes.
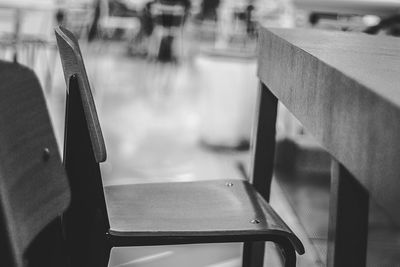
[254,27,400,266]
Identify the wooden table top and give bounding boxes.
[257,27,400,224]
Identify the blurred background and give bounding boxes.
[1,0,399,266]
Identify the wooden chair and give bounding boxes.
[0,61,70,267]
[54,26,304,267]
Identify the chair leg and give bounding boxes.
[276,238,296,267]
[88,212,112,267]
[89,241,111,267]
[242,242,265,267]
[282,244,296,267]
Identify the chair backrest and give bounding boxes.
[0,61,70,267]
[55,26,109,266]
[54,26,106,163]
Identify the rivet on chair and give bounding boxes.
[226,182,234,187]
[42,148,50,161]
[250,219,261,224]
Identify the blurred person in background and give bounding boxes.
[131,0,191,59]
[197,0,220,21]
[108,0,138,17]
[241,0,257,38]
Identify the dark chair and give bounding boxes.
[55,26,305,267]
[0,61,70,267]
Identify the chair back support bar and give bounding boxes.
[0,62,70,267]
[55,26,106,164]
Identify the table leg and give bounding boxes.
[327,160,369,267]
[243,82,278,267]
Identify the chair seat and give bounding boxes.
[104,179,304,254]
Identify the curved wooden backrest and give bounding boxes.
[0,62,70,267]
[55,27,110,266]
[55,26,107,163]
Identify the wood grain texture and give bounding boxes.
[258,27,400,225]
[55,26,106,163]
[104,179,304,254]
[0,61,70,267]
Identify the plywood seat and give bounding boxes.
[105,180,303,251]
